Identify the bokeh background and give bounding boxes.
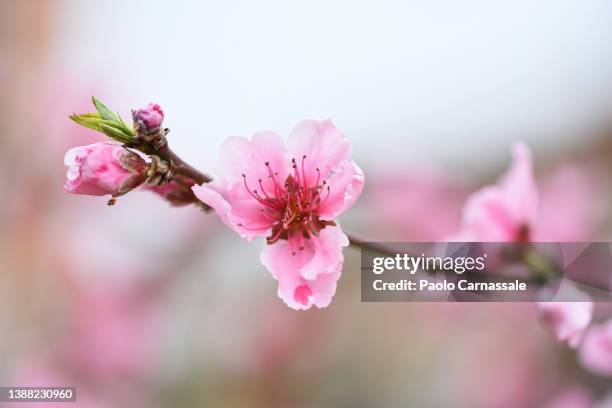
[1,1,611,406]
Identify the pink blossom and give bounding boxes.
[62,283,160,380]
[132,103,164,133]
[452,142,538,242]
[452,144,598,243]
[64,142,148,197]
[365,167,467,241]
[579,319,612,377]
[454,144,596,348]
[537,301,593,348]
[192,120,364,309]
[536,164,599,241]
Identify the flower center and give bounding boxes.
[241,156,335,250]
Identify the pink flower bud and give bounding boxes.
[64,142,148,197]
[133,103,164,133]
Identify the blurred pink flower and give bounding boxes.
[64,142,147,197]
[452,144,597,242]
[132,103,164,133]
[62,282,160,380]
[193,119,364,309]
[536,164,599,241]
[537,301,593,348]
[579,319,612,377]
[365,168,466,241]
[452,142,537,242]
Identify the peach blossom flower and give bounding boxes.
[452,142,538,242]
[193,120,364,309]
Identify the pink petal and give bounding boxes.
[63,142,139,196]
[219,131,290,193]
[461,187,519,241]
[297,225,349,280]
[454,142,538,242]
[286,119,351,186]
[579,320,612,377]
[499,142,539,226]
[537,301,593,348]
[534,165,597,241]
[192,179,273,241]
[317,160,365,220]
[260,226,348,310]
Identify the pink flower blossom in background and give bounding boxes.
[536,164,599,241]
[364,168,467,241]
[61,281,161,380]
[579,319,612,377]
[132,103,164,133]
[453,144,597,349]
[64,142,148,197]
[452,144,599,243]
[192,119,364,310]
[537,301,593,348]
[451,142,538,242]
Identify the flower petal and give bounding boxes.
[260,226,348,310]
[192,179,273,241]
[220,131,290,193]
[499,142,539,226]
[579,320,612,377]
[454,142,538,242]
[286,119,351,186]
[317,160,365,220]
[538,301,593,348]
[297,225,349,280]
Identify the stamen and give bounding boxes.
[311,186,331,211]
[243,174,280,210]
[265,162,283,200]
[301,155,308,191]
[236,222,268,231]
[258,178,271,199]
[291,158,301,187]
[267,226,284,244]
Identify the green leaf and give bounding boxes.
[116,114,136,136]
[70,97,136,143]
[69,112,103,132]
[92,96,117,121]
[100,123,133,143]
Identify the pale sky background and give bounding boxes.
[50,0,612,174]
